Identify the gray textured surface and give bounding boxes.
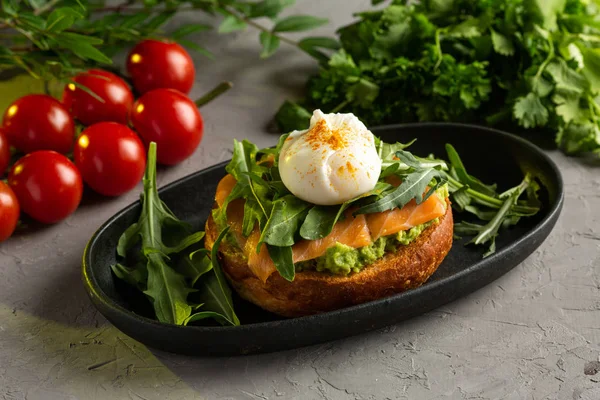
[1,1,600,399]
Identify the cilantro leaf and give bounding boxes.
[513,92,549,128]
[490,28,514,56]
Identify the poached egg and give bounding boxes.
[278,110,381,206]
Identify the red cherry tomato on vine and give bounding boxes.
[0,128,10,175]
[75,122,146,196]
[9,151,83,224]
[0,181,19,242]
[62,69,134,126]
[127,39,195,95]
[2,94,75,154]
[130,88,203,165]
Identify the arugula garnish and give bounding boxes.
[443,144,541,256]
[355,169,446,214]
[112,142,239,327]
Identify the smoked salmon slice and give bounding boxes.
[213,174,446,282]
[244,213,372,283]
[365,194,447,241]
[292,213,371,263]
[215,173,237,207]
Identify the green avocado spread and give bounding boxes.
[296,218,438,275]
[296,185,447,276]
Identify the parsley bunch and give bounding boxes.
[276,0,600,156]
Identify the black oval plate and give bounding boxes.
[82,123,564,357]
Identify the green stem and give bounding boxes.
[588,96,600,123]
[434,29,443,70]
[471,177,530,245]
[532,37,555,87]
[220,5,300,48]
[195,81,233,108]
[445,173,538,214]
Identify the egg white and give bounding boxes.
[278,110,382,206]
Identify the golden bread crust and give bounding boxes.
[205,202,453,318]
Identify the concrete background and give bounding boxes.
[1,1,599,399]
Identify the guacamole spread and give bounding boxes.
[296,185,447,276]
[297,218,438,275]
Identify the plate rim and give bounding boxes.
[82,122,565,333]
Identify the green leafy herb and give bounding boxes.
[460,175,533,257]
[276,0,600,157]
[266,244,295,281]
[299,181,391,240]
[112,142,239,326]
[356,168,446,214]
[0,0,331,83]
[144,251,194,325]
[441,144,541,256]
[189,227,239,326]
[260,195,311,246]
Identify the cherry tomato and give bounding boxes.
[0,128,10,175]
[126,39,195,95]
[9,151,83,224]
[130,88,203,165]
[2,94,75,154]
[0,181,19,242]
[75,122,146,196]
[62,69,134,126]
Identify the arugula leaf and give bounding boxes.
[189,227,240,326]
[116,147,204,257]
[227,139,271,219]
[113,143,204,325]
[468,175,532,257]
[260,195,311,246]
[445,143,497,196]
[394,149,422,169]
[111,262,147,291]
[356,168,445,214]
[266,244,295,281]
[299,181,391,240]
[113,142,239,326]
[300,205,348,240]
[144,251,194,325]
[177,249,213,286]
[449,185,471,212]
[377,139,417,160]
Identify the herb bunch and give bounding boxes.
[0,0,333,84]
[276,0,600,157]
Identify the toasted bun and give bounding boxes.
[205,201,453,318]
